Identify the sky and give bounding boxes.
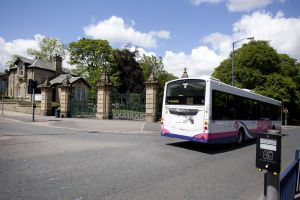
[0,0,300,77]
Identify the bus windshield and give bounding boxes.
[166,79,206,105]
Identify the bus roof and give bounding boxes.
[166,76,281,106]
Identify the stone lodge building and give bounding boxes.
[7,54,90,108]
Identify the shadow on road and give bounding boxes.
[47,119,62,122]
[167,139,256,155]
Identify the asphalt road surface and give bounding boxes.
[0,118,299,200]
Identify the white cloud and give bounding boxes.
[191,0,286,12]
[233,10,300,60]
[163,46,224,77]
[0,34,74,72]
[63,51,73,70]
[149,31,170,39]
[83,16,170,48]
[0,34,42,72]
[191,0,224,6]
[227,0,272,12]
[201,32,232,57]
[162,10,300,78]
[127,47,156,61]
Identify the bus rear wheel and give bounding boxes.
[237,128,245,144]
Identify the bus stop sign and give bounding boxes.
[256,131,281,173]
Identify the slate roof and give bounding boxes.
[10,55,75,74]
[49,74,70,85]
[16,56,34,65]
[62,68,77,76]
[28,59,56,71]
[10,56,34,70]
[49,74,90,87]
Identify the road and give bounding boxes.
[0,116,299,200]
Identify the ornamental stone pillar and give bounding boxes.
[181,67,189,78]
[96,71,112,119]
[39,79,52,116]
[145,73,158,122]
[59,78,71,118]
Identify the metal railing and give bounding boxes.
[111,92,145,121]
[280,147,300,200]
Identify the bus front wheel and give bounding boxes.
[237,128,245,144]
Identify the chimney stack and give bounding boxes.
[54,54,62,75]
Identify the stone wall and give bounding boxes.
[1,102,41,115]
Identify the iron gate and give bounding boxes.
[156,93,163,121]
[70,95,97,118]
[112,91,145,120]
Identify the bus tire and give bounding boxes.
[237,128,245,144]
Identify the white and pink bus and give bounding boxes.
[161,77,282,144]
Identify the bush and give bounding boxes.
[52,102,60,110]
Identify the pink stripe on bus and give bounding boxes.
[194,131,237,140]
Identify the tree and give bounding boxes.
[255,73,297,105]
[139,55,164,80]
[68,38,114,95]
[5,55,19,69]
[138,54,177,103]
[27,37,66,61]
[294,63,300,91]
[278,54,298,78]
[112,49,144,93]
[235,41,280,75]
[211,58,232,84]
[212,40,300,124]
[138,53,177,117]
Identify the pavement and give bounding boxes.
[0,110,161,134]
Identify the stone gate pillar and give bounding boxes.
[145,73,158,122]
[59,78,71,118]
[96,71,112,119]
[181,67,189,78]
[39,79,52,116]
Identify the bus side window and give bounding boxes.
[247,99,258,120]
[212,90,226,120]
[227,94,235,120]
[212,90,234,120]
[236,96,247,120]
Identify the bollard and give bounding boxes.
[264,172,267,197]
[295,148,300,193]
[266,171,279,200]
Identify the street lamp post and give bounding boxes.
[232,37,254,86]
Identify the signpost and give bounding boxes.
[0,81,6,115]
[283,108,288,126]
[1,93,3,115]
[28,79,37,122]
